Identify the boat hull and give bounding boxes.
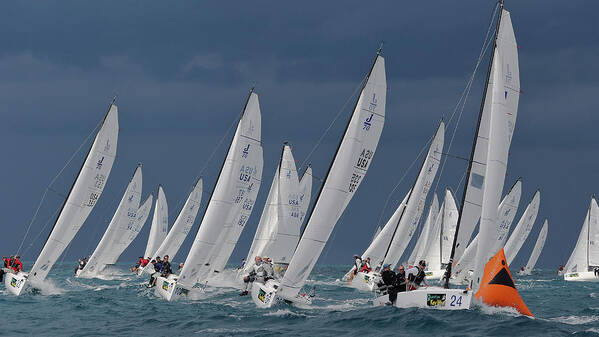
[3,271,29,296]
[251,279,280,308]
[373,287,472,310]
[347,271,379,291]
[564,271,599,282]
[152,274,187,301]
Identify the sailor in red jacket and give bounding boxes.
[12,256,23,273]
[359,257,372,273]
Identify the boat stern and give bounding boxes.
[4,271,29,296]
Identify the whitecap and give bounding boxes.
[552,315,599,325]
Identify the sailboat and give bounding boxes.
[140,185,169,268]
[344,120,443,292]
[240,144,312,280]
[251,49,386,308]
[77,165,153,277]
[343,190,410,291]
[4,102,119,296]
[518,219,548,275]
[451,179,521,284]
[564,196,599,282]
[504,190,540,265]
[138,178,203,275]
[420,188,459,280]
[373,1,527,313]
[154,89,263,301]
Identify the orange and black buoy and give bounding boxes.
[474,248,533,317]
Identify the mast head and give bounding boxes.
[377,41,384,56]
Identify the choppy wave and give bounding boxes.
[0,264,597,336]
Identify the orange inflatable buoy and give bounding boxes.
[474,248,533,317]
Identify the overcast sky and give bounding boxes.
[1,1,598,270]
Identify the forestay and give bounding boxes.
[144,186,168,259]
[178,91,262,288]
[29,104,119,285]
[521,219,548,275]
[149,179,202,264]
[504,190,540,265]
[472,9,520,291]
[279,54,386,300]
[382,122,444,269]
[81,165,142,276]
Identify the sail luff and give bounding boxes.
[504,190,540,265]
[144,185,168,259]
[522,219,548,274]
[29,103,119,284]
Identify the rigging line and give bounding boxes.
[375,135,433,229]
[298,77,366,172]
[16,116,104,256]
[432,3,499,197]
[20,206,62,257]
[193,113,239,181]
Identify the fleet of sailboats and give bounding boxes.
[4,1,587,320]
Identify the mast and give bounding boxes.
[40,100,116,252]
[443,2,504,288]
[296,48,382,243]
[588,195,594,269]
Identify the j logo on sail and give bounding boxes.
[363,114,373,131]
[96,156,104,170]
[242,144,250,158]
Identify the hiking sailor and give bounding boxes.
[347,254,363,283]
[240,256,265,296]
[161,255,173,277]
[262,256,274,281]
[74,257,87,275]
[147,257,163,288]
[406,260,428,290]
[359,257,372,273]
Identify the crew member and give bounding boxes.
[12,256,23,273]
[347,255,363,283]
[240,256,265,296]
[406,260,427,290]
[377,264,397,305]
[360,257,372,273]
[161,255,172,277]
[262,256,274,280]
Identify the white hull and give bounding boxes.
[564,271,599,282]
[152,274,188,301]
[3,271,29,296]
[373,286,472,310]
[251,279,312,309]
[347,271,378,291]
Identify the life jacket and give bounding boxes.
[407,268,425,285]
[12,259,23,272]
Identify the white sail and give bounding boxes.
[360,190,411,271]
[148,179,202,264]
[565,197,599,272]
[382,122,444,269]
[130,194,154,251]
[588,197,599,267]
[409,194,439,264]
[29,104,119,284]
[522,219,548,274]
[264,145,304,264]
[453,180,521,282]
[144,186,169,259]
[279,54,386,300]
[297,165,313,234]
[178,91,262,288]
[441,189,458,264]
[504,190,540,265]
[422,195,445,271]
[80,165,142,275]
[472,9,520,291]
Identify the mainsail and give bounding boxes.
[177,90,262,288]
[243,144,310,274]
[565,196,599,273]
[146,179,202,265]
[504,190,540,265]
[471,7,520,291]
[382,122,444,269]
[408,194,439,264]
[28,103,119,285]
[521,219,548,275]
[144,185,168,259]
[278,52,386,300]
[359,190,411,271]
[80,165,143,276]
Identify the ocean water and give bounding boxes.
[1,263,598,336]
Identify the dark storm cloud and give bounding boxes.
[0,1,598,268]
